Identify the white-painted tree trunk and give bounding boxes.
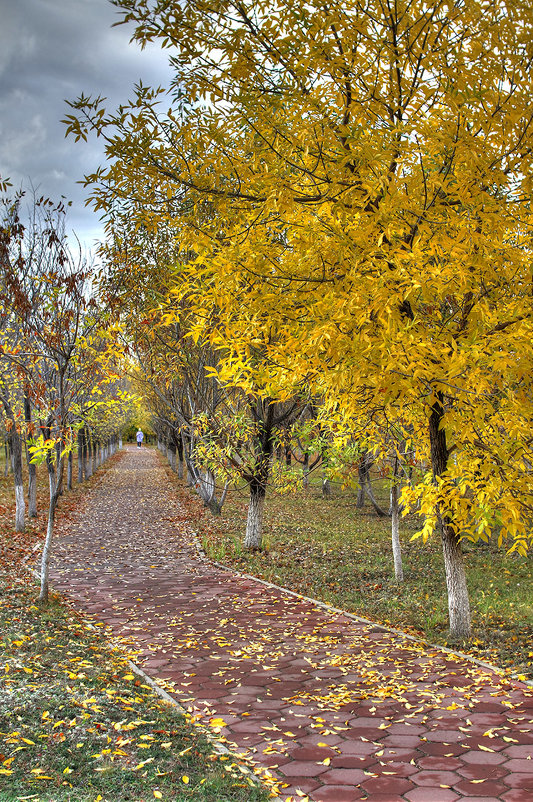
[24,395,38,517]
[28,463,38,517]
[429,393,472,641]
[67,451,73,490]
[77,430,84,483]
[39,469,56,603]
[169,447,176,472]
[244,489,266,549]
[12,431,25,532]
[441,517,471,640]
[390,481,403,582]
[85,441,92,478]
[39,453,64,604]
[15,484,25,532]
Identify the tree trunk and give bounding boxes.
[3,440,8,476]
[390,458,403,582]
[26,444,38,518]
[365,475,389,517]
[186,453,224,514]
[55,442,64,495]
[357,451,389,516]
[77,428,84,482]
[39,456,63,604]
[243,410,274,549]
[11,428,25,532]
[244,481,266,549]
[67,449,73,490]
[321,439,331,497]
[85,431,93,478]
[177,436,184,479]
[182,432,193,486]
[429,393,471,640]
[302,452,309,488]
[24,393,38,517]
[168,439,177,472]
[92,438,97,474]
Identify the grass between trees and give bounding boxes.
[0,455,270,802]
[166,458,533,683]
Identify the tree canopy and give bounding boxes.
[64,0,533,637]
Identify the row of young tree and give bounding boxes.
[0,190,133,602]
[64,0,533,641]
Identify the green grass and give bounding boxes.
[167,462,533,681]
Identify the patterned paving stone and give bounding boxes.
[47,447,533,802]
[410,769,462,786]
[358,796,410,802]
[419,756,464,771]
[404,788,460,801]
[503,772,533,789]
[453,779,509,797]
[361,777,414,795]
[457,764,509,781]
[312,786,366,801]
[279,761,331,778]
[503,758,533,772]
[501,791,533,802]
[319,767,368,785]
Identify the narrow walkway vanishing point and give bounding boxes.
[49,447,533,802]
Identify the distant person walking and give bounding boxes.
[136,429,144,448]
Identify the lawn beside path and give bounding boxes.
[32,447,533,801]
[0,453,271,802]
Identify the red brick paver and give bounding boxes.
[49,447,533,801]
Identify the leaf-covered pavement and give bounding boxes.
[47,447,533,801]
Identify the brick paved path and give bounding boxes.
[50,447,533,802]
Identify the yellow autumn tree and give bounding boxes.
[65,0,533,639]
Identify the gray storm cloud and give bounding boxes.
[0,0,172,249]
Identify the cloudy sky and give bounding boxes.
[0,0,173,249]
